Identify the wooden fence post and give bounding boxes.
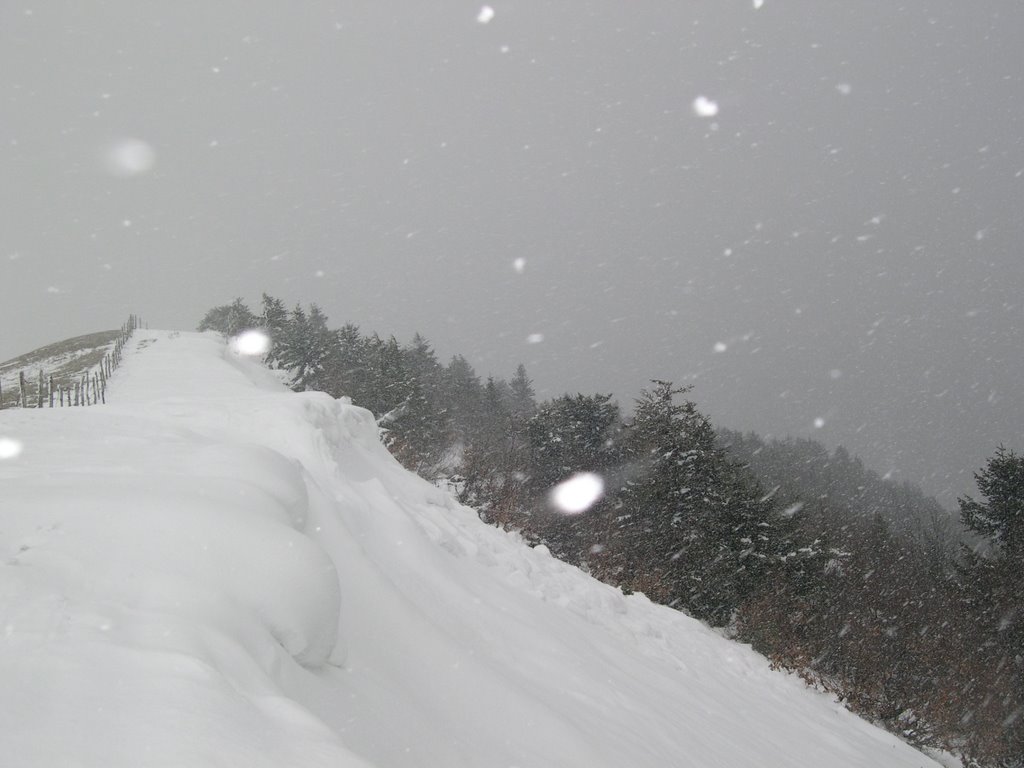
[5,313,137,412]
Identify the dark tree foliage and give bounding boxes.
[325,323,372,403]
[443,355,485,445]
[960,446,1024,558]
[274,303,337,391]
[258,293,290,365]
[376,336,452,478]
[524,393,622,562]
[197,298,258,336]
[509,364,536,421]
[609,382,787,625]
[953,447,1024,765]
[457,370,536,527]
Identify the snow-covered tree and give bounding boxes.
[197,298,257,337]
[258,293,290,364]
[524,392,622,561]
[276,303,337,391]
[614,381,784,625]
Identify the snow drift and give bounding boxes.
[0,330,943,767]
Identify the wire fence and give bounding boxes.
[0,315,141,409]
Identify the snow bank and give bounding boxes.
[0,330,943,767]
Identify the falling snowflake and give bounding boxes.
[477,5,495,24]
[103,138,156,177]
[232,330,271,357]
[526,333,544,344]
[692,95,719,118]
[781,502,804,518]
[550,473,604,515]
[0,437,24,460]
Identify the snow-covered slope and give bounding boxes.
[0,330,943,767]
[0,329,120,408]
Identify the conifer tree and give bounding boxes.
[615,381,783,625]
[276,303,337,391]
[324,323,370,403]
[197,298,257,336]
[443,355,484,448]
[258,293,290,364]
[524,393,622,562]
[378,335,452,477]
[953,447,1024,762]
[959,446,1024,560]
[509,363,537,421]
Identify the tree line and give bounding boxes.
[200,296,1022,767]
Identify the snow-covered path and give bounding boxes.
[0,330,943,767]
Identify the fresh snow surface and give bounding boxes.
[0,330,944,767]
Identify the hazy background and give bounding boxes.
[2,1,1022,507]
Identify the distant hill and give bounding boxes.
[716,427,964,562]
[0,330,120,408]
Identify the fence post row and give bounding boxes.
[0,314,139,410]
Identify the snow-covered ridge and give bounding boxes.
[0,330,944,767]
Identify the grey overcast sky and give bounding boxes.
[2,1,1022,506]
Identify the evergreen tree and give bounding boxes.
[959,446,1024,559]
[276,303,337,391]
[615,382,784,625]
[405,333,445,402]
[443,355,484,450]
[324,323,371,403]
[197,298,257,336]
[508,363,537,421]
[258,293,290,365]
[459,368,535,527]
[378,335,452,477]
[953,447,1024,764]
[524,392,622,562]
[459,377,509,512]
[367,335,411,416]
[383,378,450,477]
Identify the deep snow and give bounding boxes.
[0,330,944,767]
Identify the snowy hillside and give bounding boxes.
[0,330,120,408]
[0,330,945,767]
